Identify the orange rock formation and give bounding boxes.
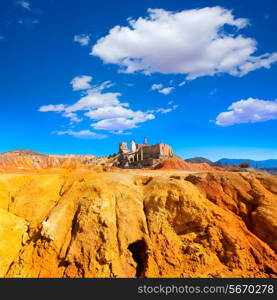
[0,167,276,278]
[154,156,215,171]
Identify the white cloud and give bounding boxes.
[159,87,174,95]
[92,80,115,92]
[147,102,178,114]
[179,81,186,87]
[16,1,31,11]
[155,108,173,114]
[74,34,90,46]
[39,81,122,114]
[85,106,148,120]
[114,130,132,135]
[62,112,82,123]
[91,114,155,131]
[54,130,107,139]
[38,104,65,112]
[39,79,163,134]
[91,7,277,79]
[216,98,277,126]
[66,91,124,112]
[88,107,155,132]
[151,83,163,90]
[70,75,93,91]
[151,83,174,95]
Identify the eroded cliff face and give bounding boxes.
[0,169,276,278]
[0,153,98,170]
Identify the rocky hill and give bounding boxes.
[0,150,216,172]
[185,157,213,165]
[0,167,276,278]
[1,149,46,156]
[217,158,277,168]
[154,156,214,171]
[0,150,98,170]
[186,156,277,174]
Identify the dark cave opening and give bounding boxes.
[128,239,148,278]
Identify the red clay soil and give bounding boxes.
[154,157,215,171]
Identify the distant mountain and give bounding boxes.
[185,157,213,165]
[185,157,277,171]
[265,168,277,175]
[217,158,277,168]
[1,149,46,156]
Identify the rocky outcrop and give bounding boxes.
[184,172,277,253]
[0,209,28,277]
[154,156,215,171]
[0,169,276,278]
[0,150,215,172]
[0,152,98,170]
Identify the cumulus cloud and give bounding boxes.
[91,7,277,79]
[151,83,163,90]
[151,83,174,95]
[62,112,82,123]
[74,34,90,46]
[215,98,277,126]
[39,84,123,115]
[38,104,65,112]
[70,75,93,91]
[85,106,148,120]
[65,91,124,112]
[38,79,166,135]
[159,87,174,95]
[92,80,115,92]
[54,130,107,139]
[91,114,155,131]
[88,106,155,132]
[154,108,173,114]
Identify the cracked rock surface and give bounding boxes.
[0,169,276,278]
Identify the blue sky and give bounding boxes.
[0,0,277,161]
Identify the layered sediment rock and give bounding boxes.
[154,156,214,171]
[0,169,276,278]
[0,151,98,170]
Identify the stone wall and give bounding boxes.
[140,143,173,160]
[119,142,129,154]
[140,144,161,160]
[117,140,173,168]
[159,143,173,157]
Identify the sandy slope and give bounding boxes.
[0,167,276,278]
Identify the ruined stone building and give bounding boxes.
[117,137,173,168]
